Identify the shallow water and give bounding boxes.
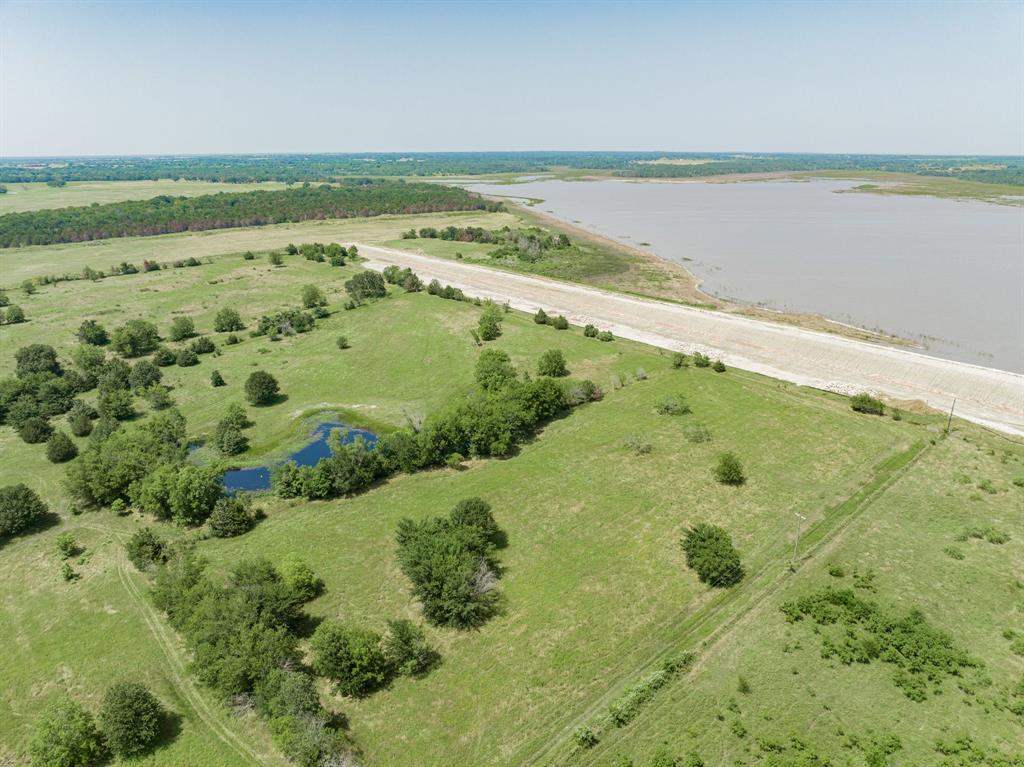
[461,178,1023,373]
[222,422,378,493]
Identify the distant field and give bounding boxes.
[799,170,1024,205]
[3,224,1022,766]
[0,179,289,214]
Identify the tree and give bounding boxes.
[537,349,569,377]
[129,359,162,392]
[475,348,517,391]
[16,344,62,377]
[68,409,93,437]
[208,497,256,538]
[336,335,350,350]
[310,621,389,697]
[29,697,103,767]
[344,270,387,303]
[213,307,244,332]
[151,346,176,367]
[189,336,215,355]
[97,389,135,421]
[125,527,167,572]
[18,416,53,444]
[245,371,280,406]
[478,312,501,341]
[76,320,109,345]
[301,284,327,309]
[168,466,224,526]
[111,320,160,357]
[175,348,199,367]
[214,421,248,454]
[682,523,744,587]
[46,430,78,463]
[0,483,48,537]
[449,497,502,547]
[147,385,174,410]
[210,370,226,387]
[168,315,196,342]
[533,308,548,324]
[551,315,570,330]
[384,619,439,676]
[713,452,746,485]
[98,681,164,758]
[4,304,26,323]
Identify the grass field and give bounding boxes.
[0,180,290,214]
[798,170,1024,205]
[1,219,1021,766]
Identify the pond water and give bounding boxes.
[460,178,1023,373]
[222,421,378,493]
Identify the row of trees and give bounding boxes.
[0,181,493,247]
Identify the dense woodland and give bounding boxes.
[1,151,1020,186]
[0,181,500,247]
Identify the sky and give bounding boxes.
[1,1,1021,157]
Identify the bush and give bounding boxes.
[336,335,350,350]
[208,497,257,538]
[146,385,174,410]
[693,352,711,368]
[99,681,164,758]
[572,726,598,748]
[597,330,614,342]
[713,452,746,485]
[125,527,167,571]
[19,416,53,444]
[46,431,79,463]
[344,270,387,303]
[537,349,569,377]
[76,319,109,346]
[68,409,93,437]
[384,619,439,676]
[655,395,691,416]
[671,352,688,368]
[551,315,570,330]
[712,359,726,373]
[534,308,549,324]
[56,532,79,558]
[111,319,160,357]
[213,307,244,332]
[583,324,598,338]
[129,359,162,392]
[475,348,517,391]
[29,697,103,767]
[245,371,280,405]
[210,370,226,387]
[190,336,215,355]
[301,284,327,309]
[269,252,284,266]
[168,315,196,342]
[224,333,240,345]
[282,557,324,601]
[243,251,255,260]
[624,433,652,455]
[682,523,744,586]
[478,311,502,341]
[151,346,176,367]
[851,393,885,415]
[16,344,62,377]
[4,304,26,323]
[97,389,135,420]
[175,348,199,367]
[310,621,389,697]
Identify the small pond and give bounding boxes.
[222,421,378,493]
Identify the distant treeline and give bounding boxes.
[1,152,1020,186]
[0,180,500,247]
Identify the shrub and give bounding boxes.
[243,251,255,260]
[310,622,389,697]
[693,352,711,368]
[583,324,598,338]
[655,395,691,416]
[56,532,78,558]
[208,497,257,538]
[175,348,198,367]
[97,389,135,421]
[851,393,885,415]
[16,344,62,377]
[712,359,726,373]
[29,697,103,767]
[682,523,744,586]
[671,352,688,368]
[125,527,167,572]
[151,346,176,367]
[475,348,517,391]
[213,307,244,332]
[344,270,387,303]
[551,315,570,330]
[533,308,549,324]
[146,385,174,410]
[477,307,502,341]
[111,319,160,357]
[332,335,350,351]
[68,409,93,437]
[168,315,196,341]
[269,252,284,266]
[4,304,26,323]
[129,359,162,392]
[46,430,79,463]
[713,452,746,485]
[572,726,598,748]
[597,330,614,342]
[210,370,225,387]
[224,333,240,345]
[537,349,569,377]
[245,371,280,405]
[282,557,324,601]
[301,284,327,309]
[190,336,215,355]
[76,319,109,345]
[61,562,77,581]
[624,433,652,455]
[99,681,163,758]
[384,619,439,676]
[19,416,53,444]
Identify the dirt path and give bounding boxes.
[358,244,1024,436]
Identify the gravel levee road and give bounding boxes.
[360,244,1024,436]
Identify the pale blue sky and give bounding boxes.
[2,1,1021,156]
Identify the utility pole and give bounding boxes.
[791,512,806,570]
[945,398,956,435]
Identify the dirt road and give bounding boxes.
[359,244,1024,436]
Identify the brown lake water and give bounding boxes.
[460,178,1024,373]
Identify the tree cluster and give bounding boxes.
[681,523,745,587]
